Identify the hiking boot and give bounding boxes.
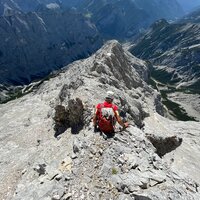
[101,132,108,140]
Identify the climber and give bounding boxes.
[93,91,128,136]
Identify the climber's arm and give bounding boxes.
[115,110,128,129]
[93,112,97,126]
[93,108,99,126]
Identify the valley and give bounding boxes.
[0,8,102,85]
[130,8,200,122]
[149,76,199,122]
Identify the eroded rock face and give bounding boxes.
[54,98,84,136]
[66,98,84,134]
[71,0,184,39]
[0,40,200,200]
[54,105,69,136]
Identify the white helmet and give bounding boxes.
[105,91,114,100]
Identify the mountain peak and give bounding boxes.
[87,40,149,89]
[150,19,169,30]
[50,40,157,130]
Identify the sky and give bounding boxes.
[177,0,200,12]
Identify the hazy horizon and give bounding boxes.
[177,0,200,12]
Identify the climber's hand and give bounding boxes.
[123,122,129,129]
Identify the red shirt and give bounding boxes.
[96,101,118,113]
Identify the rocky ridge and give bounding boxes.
[0,40,200,200]
[73,0,184,39]
[0,0,61,15]
[0,0,184,38]
[130,18,200,90]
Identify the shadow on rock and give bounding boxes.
[133,194,152,200]
[100,132,115,140]
[147,135,183,157]
[53,98,84,137]
[54,105,69,137]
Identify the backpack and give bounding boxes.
[98,104,116,133]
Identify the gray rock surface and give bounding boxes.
[167,92,200,121]
[131,17,200,89]
[0,40,200,200]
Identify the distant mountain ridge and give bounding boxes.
[0,0,184,38]
[0,0,61,15]
[181,7,200,23]
[73,0,184,39]
[0,0,185,86]
[130,10,200,90]
[0,8,102,85]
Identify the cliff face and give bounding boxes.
[0,0,184,38]
[0,41,200,200]
[0,0,185,88]
[0,8,102,85]
[73,0,184,39]
[0,0,62,15]
[130,18,200,90]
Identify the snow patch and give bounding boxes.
[106,53,112,57]
[46,3,60,10]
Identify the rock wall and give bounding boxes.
[74,0,184,39]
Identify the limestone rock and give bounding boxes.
[0,40,200,200]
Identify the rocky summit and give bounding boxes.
[0,40,200,200]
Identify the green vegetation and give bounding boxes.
[150,66,181,85]
[112,168,118,175]
[0,89,23,104]
[149,78,198,121]
[160,90,197,121]
[148,77,158,90]
[84,12,92,19]
[0,71,59,104]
